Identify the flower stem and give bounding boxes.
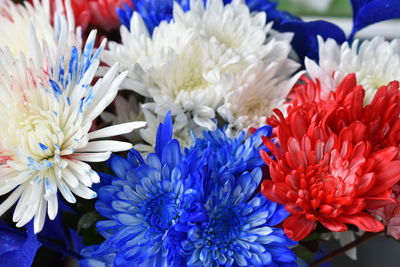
[309,231,381,267]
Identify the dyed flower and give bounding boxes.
[350,0,400,40]
[0,0,80,59]
[104,0,298,144]
[304,36,400,103]
[0,222,41,266]
[261,74,400,241]
[182,126,297,266]
[0,25,145,233]
[83,113,298,266]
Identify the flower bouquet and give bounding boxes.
[0,0,399,266]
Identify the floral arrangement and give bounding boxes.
[0,0,399,266]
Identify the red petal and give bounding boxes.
[341,198,365,215]
[364,196,396,210]
[283,215,316,241]
[338,212,384,232]
[261,181,290,203]
[335,73,358,102]
[320,219,348,232]
[367,160,400,196]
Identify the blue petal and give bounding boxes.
[127,149,145,167]
[108,155,134,179]
[155,112,173,156]
[162,139,182,169]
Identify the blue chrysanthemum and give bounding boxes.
[178,127,297,267]
[83,114,196,266]
[83,113,297,266]
[182,169,297,266]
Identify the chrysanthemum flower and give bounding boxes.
[104,0,298,146]
[304,36,400,103]
[0,27,145,233]
[261,74,400,241]
[83,113,298,266]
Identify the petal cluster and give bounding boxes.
[261,74,400,241]
[83,114,297,266]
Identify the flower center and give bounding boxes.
[145,195,179,231]
[16,109,64,171]
[176,71,208,93]
[206,206,241,245]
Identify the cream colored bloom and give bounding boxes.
[0,21,145,233]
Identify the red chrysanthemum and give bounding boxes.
[261,74,400,241]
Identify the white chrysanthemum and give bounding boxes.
[102,0,298,141]
[306,36,400,103]
[0,0,81,59]
[0,28,145,233]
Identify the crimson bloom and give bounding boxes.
[261,74,400,241]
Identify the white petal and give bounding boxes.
[77,140,133,153]
[47,193,58,220]
[34,197,47,234]
[88,121,147,139]
[70,152,111,162]
[70,183,97,199]
[62,167,79,188]
[56,179,76,203]
[0,186,23,217]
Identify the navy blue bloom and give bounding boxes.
[84,113,297,266]
[350,0,400,40]
[276,20,346,62]
[0,209,83,267]
[0,222,40,267]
